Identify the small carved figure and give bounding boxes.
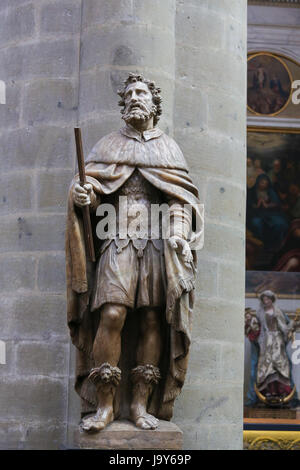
[245,290,298,406]
[65,73,202,432]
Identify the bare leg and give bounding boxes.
[130,308,162,430]
[93,303,127,364]
[81,303,127,433]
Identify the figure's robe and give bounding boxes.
[256,307,292,391]
[65,126,203,419]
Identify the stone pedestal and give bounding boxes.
[73,420,183,450]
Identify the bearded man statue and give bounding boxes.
[65,73,203,433]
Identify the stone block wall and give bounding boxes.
[0,0,247,449]
[0,0,81,449]
[172,0,247,449]
[79,0,176,153]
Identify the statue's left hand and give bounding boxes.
[168,236,193,266]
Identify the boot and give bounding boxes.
[130,364,161,430]
[81,362,121,433]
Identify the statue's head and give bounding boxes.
[118,73,162,126]
[259,290,276,306]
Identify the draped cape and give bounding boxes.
[65,127,202,419]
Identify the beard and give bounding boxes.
[122,101,157,125]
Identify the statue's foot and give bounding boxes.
[130,409,159,430]
[81,408,113,433]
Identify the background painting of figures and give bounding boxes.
[248,53,292,116]
[247,129,300,272]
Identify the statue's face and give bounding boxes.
[122,81,156,125]
[262,295,273,307]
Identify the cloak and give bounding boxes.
[65,126,202,419]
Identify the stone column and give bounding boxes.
[172,0,247,449]
[75,0,247,450]
[67,0,178,443]
[79,0,176,154]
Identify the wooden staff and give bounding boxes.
[74,127,96,262]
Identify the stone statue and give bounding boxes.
[245,290,298,406]
[65,73,202,433]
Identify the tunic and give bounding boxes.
[91,169,166,310]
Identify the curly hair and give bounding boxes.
[118,73,162,125]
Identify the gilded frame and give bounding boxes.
[244,430,300,450]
